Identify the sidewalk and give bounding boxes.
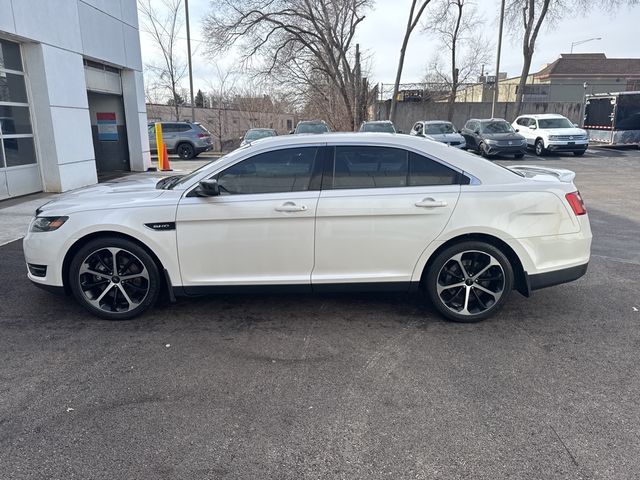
[0,158,212,247]
[0,193,55,246]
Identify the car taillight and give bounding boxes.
[197,133,209,138]
[566,191,586,216]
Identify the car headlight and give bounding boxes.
[30,216,69,232]
[485,139,498,145]
[548,135,559,141]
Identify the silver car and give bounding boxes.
[410,121,466,149]
[148,122,213,159]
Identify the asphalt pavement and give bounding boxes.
[1,148,639,479]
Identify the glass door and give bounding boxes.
[0,38,41,198]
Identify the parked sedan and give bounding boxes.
[513,114,588,156]
[359,120,396,133]
[24,134,591,323]
[461,118,527,159]
[410,121,466,148]
[240,128,278,146]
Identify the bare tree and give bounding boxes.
[425,0,491,120]
[202,0,370,130]
[507,0,638,115]
[138,0,187,121]
[389,0,433,123]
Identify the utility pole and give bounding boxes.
[491,0,506,118]
[185,0,195,122]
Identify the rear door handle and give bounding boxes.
[276,202,308,212]
[415,198,448,208]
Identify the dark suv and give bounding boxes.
[148,122,213,159]
[461,118,527,159]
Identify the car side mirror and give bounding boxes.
[457,130,462,134]
[289,130,295,134]
[474,129,480,135]
[198,179,220,196]
[397,130,403,134]
[573,123,579,127]
[515,128,520,132]
[530,125,537,130]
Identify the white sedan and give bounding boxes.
[23,133,591,322]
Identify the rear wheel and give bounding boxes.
[177,142,195,159]
[535,139,546,156]
[69,237,160,320]
[425,241,514,323]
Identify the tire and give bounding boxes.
[177,142,195,159]
[573,150,586,156]
[69,237,161,320]
[424,241,514,323]
[478,142,488,157]
[514,153,525,159]
[535,139,546,156]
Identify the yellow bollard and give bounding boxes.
[155,122,165,170]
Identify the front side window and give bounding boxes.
[217,147,318,195]
[332,146,460,189]
[516,117,528,126]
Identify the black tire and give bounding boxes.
[177,142,195,159]
[69,237,161,320]
[573,150,586,156]
[424,241,514,323]
[514,153,525,159]
[535,139,546,156]
[478,142,488,157]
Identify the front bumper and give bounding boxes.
[546,141,588,152]
[485,144,527,156]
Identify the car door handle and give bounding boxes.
[415,198,448,208]
[275,202,308,212]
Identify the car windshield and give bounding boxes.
[361,122,395,133]
[245,129,277,141]
[537,118,574,129]
[481,121,513,134]
[425,123,455,134]
[296,123,329,133]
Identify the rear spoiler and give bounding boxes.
[507,165,576,183]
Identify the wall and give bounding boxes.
[376,101,584,133]
[1,0,148,193]
[146,104,297,151]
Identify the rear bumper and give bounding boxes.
[527,262,588,291]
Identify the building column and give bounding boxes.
[121,69,151,171]
[22,43,97,192]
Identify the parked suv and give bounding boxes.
[461,118,527,159]
[148,122,213,159]
[513,114,588,156]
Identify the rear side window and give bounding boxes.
[217,147,318,194]
[177,124,192,132]
[331,146,460,189]
[409,152,460,186]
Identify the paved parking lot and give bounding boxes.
[1,148,639,479]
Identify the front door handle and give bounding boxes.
[275,202,308,212]
[415,198,448,208]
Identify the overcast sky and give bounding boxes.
[139,0,640,94]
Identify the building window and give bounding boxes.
[0,39,36,169]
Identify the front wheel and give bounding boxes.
[514,153,525,159]
[478,142,488,157]
[573,150,586,156]
[69,237,161,320]
[535,139,546,156]
[425,241,514,323]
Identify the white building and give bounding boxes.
[0,0,150,200]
